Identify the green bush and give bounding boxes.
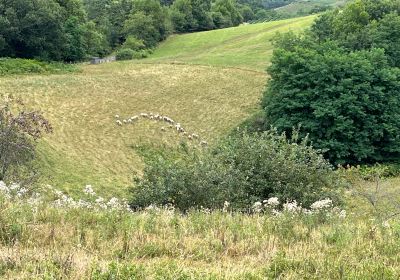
[122,36,146,51]
[131,128,340,211]
[116,48,136,61]
[116,48,151,60]
[0,58,78,75]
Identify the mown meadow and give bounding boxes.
[0,16,313,196]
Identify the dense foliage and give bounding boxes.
[262,0,400,165]
[1,0,323,62]
[0,58,78,75]
[0,97,52,182]
[0,0,106,61]
[131,129,339,211]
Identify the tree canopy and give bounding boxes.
[262,0,400,165]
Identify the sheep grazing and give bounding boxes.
[161,127,166,132]
[188,135,193,140]
[192,134,199,139]
[131,116,139,121]
[116,120,122,126]
[128,119,133,123]
[140,113,148,118]
[150,116,154,120]
[123,120,127,124]
[115,115,120,119]
[200,140,208,146]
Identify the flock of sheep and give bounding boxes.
[115,113,208,146]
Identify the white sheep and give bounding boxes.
[123,119,127,124]
[192,134,199,139]
[115,115,120,119]
[140,113,148,118]
[200,141,208,146]
[161,127,166,132]
[188,135,193,140]
[116,120,122,126]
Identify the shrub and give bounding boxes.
[131,128,340,211]
[0,58,78,75]
[0,96,52,182]
[122,36,145,51]
[116,48,136,61]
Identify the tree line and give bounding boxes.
[0,0,296,62]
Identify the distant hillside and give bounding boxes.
[275,0,348,16]
[144,15,315,71]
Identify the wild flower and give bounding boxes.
[252,201,263,213]
[382,220,390,228]
[264,197,279,207]
[9,183,20,191]
[283,200,300,213]
[83,185,96,196]
[339,210,346,219]
[310,199,333,211]
[223,201,230,212]
[0,181,9,193]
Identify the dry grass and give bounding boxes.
[0,201,399,279]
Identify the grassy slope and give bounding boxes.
[144,15,315,71]
[0,16,315,197]
[276,0,348,15]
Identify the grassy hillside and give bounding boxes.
[276,0,348,15]
[144,15,315,71]
[0,16,315,196]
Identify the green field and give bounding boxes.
[0,16,315,196]
[276,0,348,15]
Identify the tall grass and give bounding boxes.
[0,195,399,279]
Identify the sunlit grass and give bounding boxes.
[144,16,316,71]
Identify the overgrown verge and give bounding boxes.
[0,180,398,279]
[0,58,79,76]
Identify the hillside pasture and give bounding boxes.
[0,16,316,195]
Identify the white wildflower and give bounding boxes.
[83,185,96,196]
[283,200,300,213]
[107,197,120,209]
[382,220,390,228]
[252,201,263,213]
[264,197,279,207]
[9,183,20,191]
[310,199,333,211]
[0,181,9,194]
[95,197,105,204]
[223,201,230,212]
